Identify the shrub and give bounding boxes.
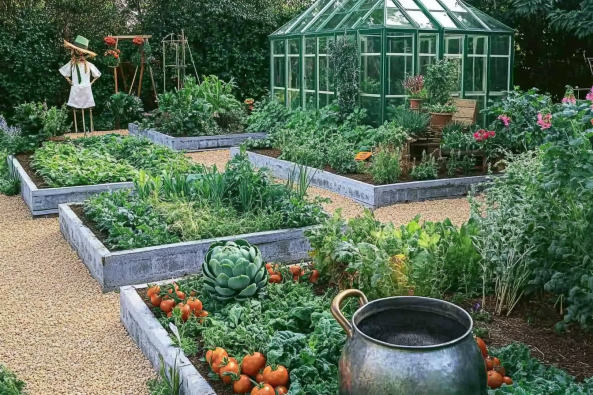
[105,92,143,129]
[410,150,438,180]
[370,146,401,184]
[387,105,430,135]
[425,58,459,112]
[328,34,359,116]
[245,98,290,135]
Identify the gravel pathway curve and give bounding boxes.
[188,149,471,225]
[0,194,154,394]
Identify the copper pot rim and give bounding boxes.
[350,295,474,350]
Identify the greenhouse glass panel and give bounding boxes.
[305,92,317,109]
[361,57,382,94]
[388,55,413,95]
[291,0,336,33]
[319,36,335,107]
[419,34,438,75]
[288,57,299,88]
[288,39,300,54]
[491,35,510,55]
[317,0,361,31]
[490,56,509,91]
[386,97,406,115]
[407,11,434,29]
[361,35,382,54]
[273,58,286,87]
[439,0,484,29]
[396,0,420,9]
[468,6,514,31]
[305,38,316,54]
[273,40,285,54]
[467,36,486,55]
[290,90,301,109]
[431,11,462,28]
[357,5,385,28]
[274,89,285,104]
[444,36,463,92]
[464,35,487,93]
[304,57,316,90]
[387,34,413,53]
[319,93,335,107]
[339,0,381,29]
[386,8,413,26]
[418,0,444,10]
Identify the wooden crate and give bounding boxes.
[452,99,478,125]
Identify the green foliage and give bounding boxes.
[425,59,459,108]
[245,98,291,135]
[12,102,71,139]
[195,75,245,131]
[84,189,179,250]
[142,78,220,137]
[105,93,143,129]
[42,105,71,137]
[370,147,401,185]
[0,364,27,395]
[147,355,180,395]
[328,35,359,116]
[446,150,476,177]
[488,343,593,394]
[482,88,556,152]
[201,240,268,302]
[387,105,431,136]
[31,142,137,187]
[410,150,439,180]
[373,120,410,149]
[441,122,479,151]
[306,209,483,299]
[84,149,327,250]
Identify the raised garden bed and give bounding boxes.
[231,148,490,209]
[9,154,133,216]
[60,203,315,292]
[129,123,267,151]
[120,283,216,395]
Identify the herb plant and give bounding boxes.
[387,105,431,135]
[410,150,438,180]
[370,146,401,185]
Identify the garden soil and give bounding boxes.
[0,194,154,394]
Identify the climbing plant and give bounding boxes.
[328,34,360,117]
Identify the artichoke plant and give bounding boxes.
[202,240,268,301]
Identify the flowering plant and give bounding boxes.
[244,98,255,114]
[586,86,593,102]
[132,36,144,46]
[497,114,511,128]
[402,74,426,99]
[473,129,495,142]
[537,112,552,129]
[561,85,576,105]
[104,49,121,68]
[104,36,117,47]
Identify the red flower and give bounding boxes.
[104,36,117,47]
[488,131,495,137]
[114,54,119,58]
[133,36,144,46]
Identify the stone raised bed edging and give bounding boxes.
[231,148,491,209]
[60,203,316,292]
[8,155,134,216]
[128,123,266,152]
[120,284,215,394]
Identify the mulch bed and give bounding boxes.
[14,153,49,189]
[466,295,593,380]
[250,149,490,186]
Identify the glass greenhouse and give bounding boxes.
[270,0,514,124]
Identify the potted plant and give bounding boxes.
[402,74,426,110]
[425,59,459,127]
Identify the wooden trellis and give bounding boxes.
[162,31,199,93]
[109,35,157,99]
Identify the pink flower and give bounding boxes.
[562,96,576,105]
[586,86,593,101]
[488,131,495,137]
[473,129,495,142]
[498,114,511,128]
[537,112,552,130]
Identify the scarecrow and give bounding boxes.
[59,36,101,133]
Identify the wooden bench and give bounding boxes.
[451,98,478,125]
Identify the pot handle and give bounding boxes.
[331,289,369,338]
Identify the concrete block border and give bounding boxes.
[9,155,134,216]
[128,123,266,152]
[60,203,315,292]
[120,284,215,395]
[231,148,490,209]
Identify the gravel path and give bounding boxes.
[0,194,153,394]
[64,129,129,139]
[188,149,471,225]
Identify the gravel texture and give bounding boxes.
[188,149,471,225]
[0,194,154,394]
[65,129,129,139]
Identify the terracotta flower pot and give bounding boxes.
[409,98,423,110]
[430,112,454,128]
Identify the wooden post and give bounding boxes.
[114,37,119,93]
[129,66,138,95]
[149,64,157,100]
[73,109,78,132]
[137,38,146,97]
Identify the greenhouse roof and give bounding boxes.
[271,0,514,36]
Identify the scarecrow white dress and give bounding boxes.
[59,61,101,109]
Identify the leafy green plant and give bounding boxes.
[446,150,475,177]
[374,120,410,148]
[0,364,27,395]
[387,105,430,135]
[195,75,245,131]
[370,146,401,185]
[147,355,180,395]
[441,122,479,151]
[105,92,143,129]
[42,105,71,137]
[201,240,268,302]
[12,102,46,137]
[0,162,20,196]
[245,98,290,136]
[410,150,438,180]
[328,34,359,116]
[425,59,459,112]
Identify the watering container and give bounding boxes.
[331,290,487,395]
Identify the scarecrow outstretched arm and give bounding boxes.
[91,77,99,85]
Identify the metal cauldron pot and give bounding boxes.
[332,290,487,395]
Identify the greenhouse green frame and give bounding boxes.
[270,0,515,125]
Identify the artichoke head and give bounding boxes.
[201,240,268,301]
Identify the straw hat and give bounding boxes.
[64,35,97,57]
